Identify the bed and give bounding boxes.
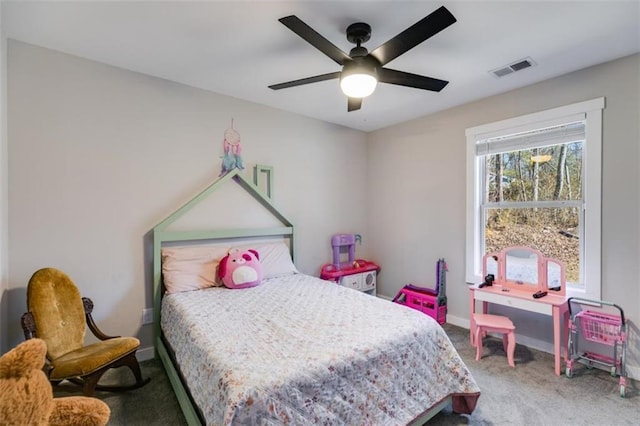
[153,170,480,425]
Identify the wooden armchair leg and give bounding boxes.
[121,352,148,386]
[82,370,107,397]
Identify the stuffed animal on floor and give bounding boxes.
[218,248,263,289]
[0,338,110,426]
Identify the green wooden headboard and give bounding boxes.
[151,168,293,425]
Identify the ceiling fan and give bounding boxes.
[269,6,457,112]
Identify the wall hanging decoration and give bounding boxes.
[219,119,244,176]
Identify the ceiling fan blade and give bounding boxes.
[279,15,351,65]
[378,68,449,92]
[348,97,362,112]
[369,6,456,66]
[269,72,341,90]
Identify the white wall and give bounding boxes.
[5,40,639,380]
[367,53,640,379]
[0,3,8,353]
[6,40,369,353]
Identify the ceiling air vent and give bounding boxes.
[490,57,536,78]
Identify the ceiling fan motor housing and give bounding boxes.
[346,22,372,45]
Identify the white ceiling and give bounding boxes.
[3,1,639,132]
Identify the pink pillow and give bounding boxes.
[161,245,229,293]
[218,248,263,289]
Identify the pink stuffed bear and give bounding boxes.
[218,248,263,289]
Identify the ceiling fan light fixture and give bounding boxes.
[340,58,378,98]
[340,73,377,98]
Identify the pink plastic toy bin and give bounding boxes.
[395,287,447,324]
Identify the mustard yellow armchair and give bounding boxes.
[21,268,150,397]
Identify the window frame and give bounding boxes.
[465,98,604,299]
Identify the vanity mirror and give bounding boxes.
[483,253,499,279]
[504,247,543,291]
[546,258,566,295]
[481,246,565,295]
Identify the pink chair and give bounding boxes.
[472,313,516,367]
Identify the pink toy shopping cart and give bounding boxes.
[565,297,627,397]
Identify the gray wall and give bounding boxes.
[0,6,7,353]
[6,40,369,356]
[367,53,640,379]
[4,40,639,380]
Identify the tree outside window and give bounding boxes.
[483,141,582,283]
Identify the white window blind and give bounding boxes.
[475,120,585,156]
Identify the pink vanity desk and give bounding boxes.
[469,247,569,376]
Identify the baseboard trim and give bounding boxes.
[626,365,640,381]
[137,345,155,362]
[445,314,470,329]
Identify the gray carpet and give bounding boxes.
[431,324,638,425]
[53,324,638,425]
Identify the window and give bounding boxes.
[466,98,604,299]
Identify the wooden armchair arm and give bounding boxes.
[82,297,120,340]
[21,312,37,340]
[20,312,55,375]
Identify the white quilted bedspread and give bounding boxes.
[161,274,479,425]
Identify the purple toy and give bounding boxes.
[332,234,362,269]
